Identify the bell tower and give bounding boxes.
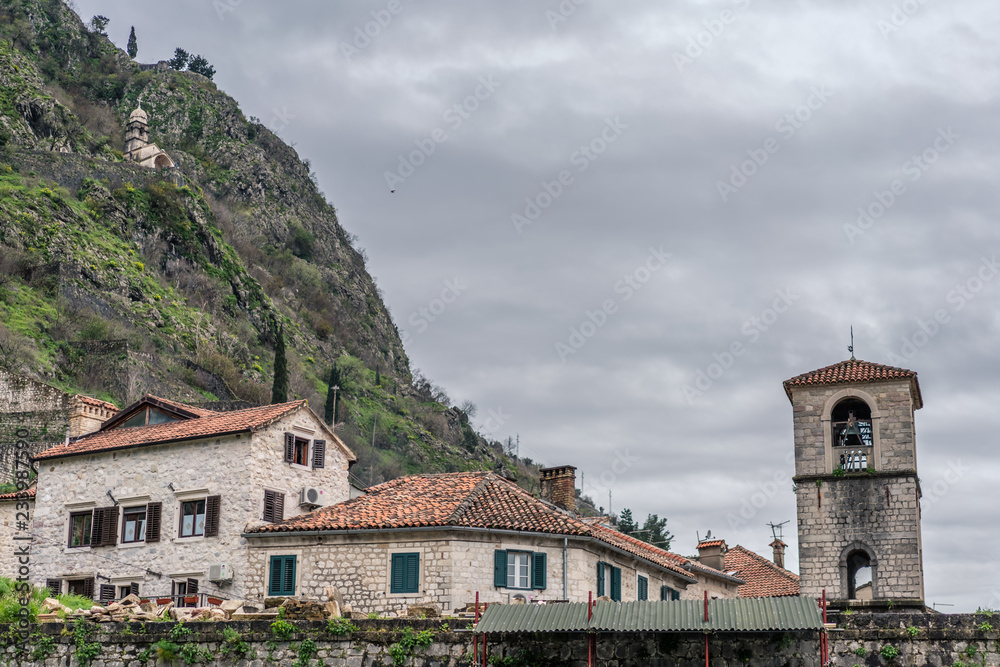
[783,358,925,608]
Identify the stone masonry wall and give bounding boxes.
[244,530,730,617]
[0,370,71,483]
[29,407,349,602]
[1,612,994,667]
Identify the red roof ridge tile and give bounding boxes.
[782,358,922,408]
[74,395,119,411]
[0,487,36,501]
[724,545,799,598]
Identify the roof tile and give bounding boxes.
[724,545,800,598]
[783,359,922,408]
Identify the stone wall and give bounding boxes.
[1,612,994,666]
[29,407,350,602]
[244,529,730,616]
[0,370,71,482]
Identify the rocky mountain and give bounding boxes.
[0,0,552,491]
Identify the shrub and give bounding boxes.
[880,645,899,661]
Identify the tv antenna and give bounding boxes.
[768,520,789,542]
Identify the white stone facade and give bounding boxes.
[29,407,351,600]
[243,529,736,615]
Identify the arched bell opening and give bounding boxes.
[832,398,873,470]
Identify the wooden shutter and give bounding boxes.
[99,584,115,602]
[130,582,140,597]
[282,557,296,596]
[312,439,326,469]
[82,578,95,600]
[145,502,162,543]
[273,492,284,522]
[187,578,199,595]
[263,490,275,522]
[390,553,406,594]
[532,552,547,590]
[405,553,419,593]
[596,562,605,597]
[204,495,221,537]
[268,555,295,596]
[45,579,61,596]
[610,566,622,601]
[284,432,295,462]
[493,550,507,588]
[104,506,119,546]
[91,508,105,546]
[638,576,647,601]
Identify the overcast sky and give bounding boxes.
[76,0,999,611]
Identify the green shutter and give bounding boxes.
[532,552,546,590]
[610,566,621,601]
[596,562,605,597]
[494,550,507,588]
[638,576,647,601]
[391,553,419,594]
[660,585,668,601]
[269,555,295,596]
[661,585,679,601]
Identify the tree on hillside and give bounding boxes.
[188,54,216,80]
[168,48,190,70]
[617,508,637,536]
[127,26,137,59]
[271,326,288,404]
[324,364,340,426]
[641,514,674,551]
[374,365,381,387]
[88,15,109,35]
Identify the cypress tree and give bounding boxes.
[127,26,137,59]
[375,365,381,387]
[324,364,340,426]
[271,326,288,404]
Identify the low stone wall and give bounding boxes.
[0,612,995,666]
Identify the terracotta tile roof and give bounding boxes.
[724,545,800,598]
[33,399,307,460]
[0,488,35,501]
[697,539,725,548]
[783,359,922,408]
[74,395,119,411]
[250,473,727,583]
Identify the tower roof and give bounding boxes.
[128,106,148,124]
[782,358,922,408]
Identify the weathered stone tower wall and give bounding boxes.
[786,365,924,604]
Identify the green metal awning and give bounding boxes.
[475,597,822,634]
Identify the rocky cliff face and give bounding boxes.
[0,0,529,487]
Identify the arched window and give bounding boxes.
[847,550,873,599]
[832,398,873,470]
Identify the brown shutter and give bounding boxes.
[263,490,275,522]
[274,492,284,522]
[312,439,326,469]
[91,508,105,546]
[99,584,115,602]
[187,578,199,595]
[130,582,140,597]
[284,432,295,462]
[45,579,61,596]
[145,502,162,543]
[104,506,119,546]
[82,578,95,600]
[204,495,221,537]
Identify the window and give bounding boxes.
[45,579,61,596]
[493,550,546,590]
[661,585,680,601]
[596,562,621,601]
[118,583,139,599]
[847,550,873,599]
[269,555,297,596]
[69,512,93,547]
[283,433,325,469]
[67,578,95,599]
[121,507,147,543]
[180,500,205,537]
[172,578,200,606]
[390,552,419,594]
[117,407,180,429]
[507,552,530,589]
[99,584,116,603]
[91,507,119,547]
[263,490,285,522]
[637,575,648,601]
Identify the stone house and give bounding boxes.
[693,538,800,598]
[243,468,742,615]
[29,395,354,603]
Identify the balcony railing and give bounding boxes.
[838,447,872,471]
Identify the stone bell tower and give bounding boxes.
[783,358,925,608]
[124,102,174,169]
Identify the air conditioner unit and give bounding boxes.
[299,487,324,507]
[208,564,232,582]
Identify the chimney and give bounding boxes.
[770,538,787,569]
[696,533,727,571]
[68,396,118,438]
[539,465,576,513]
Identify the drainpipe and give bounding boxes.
[562,537,568,600]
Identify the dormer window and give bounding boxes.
[116,407,180,429]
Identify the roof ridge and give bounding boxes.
[446,472,499,525]
[730,545,799,581]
